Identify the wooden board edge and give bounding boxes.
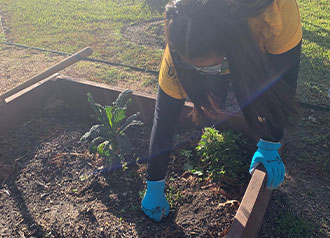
[227,165,272,238]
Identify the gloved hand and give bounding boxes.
[249,139,285,189]
[141,180,170,222]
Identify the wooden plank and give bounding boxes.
[53,75,256,139]
[227,165,272,238]
[0,47,92,103]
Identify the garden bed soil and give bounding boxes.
[0,107,248,237]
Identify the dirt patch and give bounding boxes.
[0,107,246,237]
[122,19,165,49]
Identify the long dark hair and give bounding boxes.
[164,0,299,141]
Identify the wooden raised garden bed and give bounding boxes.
[0,74,271,237]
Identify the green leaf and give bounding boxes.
[119,112,141,132]
[80,125,108,141]
[120,119,144,134]
[97,140,110,157]
[113,90,132,108]
[113,108,126,129]
[121,161,128,171]
[191,169,203,176]
[87,93,109,126]
[88,136,106,154]
[95,103,109,126]
[87,93,103,122]
[105,106,113,128]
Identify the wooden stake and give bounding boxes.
[0,47,93,103]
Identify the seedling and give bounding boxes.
[81,90,143,170]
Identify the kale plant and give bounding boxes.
[81,90,143,170]
[192,127,254,183]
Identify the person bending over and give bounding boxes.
[142,0,302,222]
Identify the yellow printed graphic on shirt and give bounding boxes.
[159,45,187,99]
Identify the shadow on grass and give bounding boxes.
[302,26,330,51]
[302,20,330,35]
[297,50,330,105]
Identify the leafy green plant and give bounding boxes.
[191,127,254,183]
[81,90,143,170]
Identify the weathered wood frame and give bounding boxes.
[0,74,271,238]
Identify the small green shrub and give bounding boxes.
[188,127,254,183]
[81,90,143,170]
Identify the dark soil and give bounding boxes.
[0,107,246,237]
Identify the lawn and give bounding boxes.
[0,0,329,104]
[0,0,164,93]
[297,0,330,106]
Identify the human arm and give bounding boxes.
[249,40,302,189]
[147,86,185,181]
[141,86,185,221]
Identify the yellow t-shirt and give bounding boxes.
[159,0,302,99]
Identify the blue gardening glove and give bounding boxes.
[249,139,285,189]
[141,180,170,222]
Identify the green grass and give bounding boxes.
[298,0,330,106]
[275,211,313,238]
[0,0,329,103]
[0,13,5,49]
[0,0,163,93]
